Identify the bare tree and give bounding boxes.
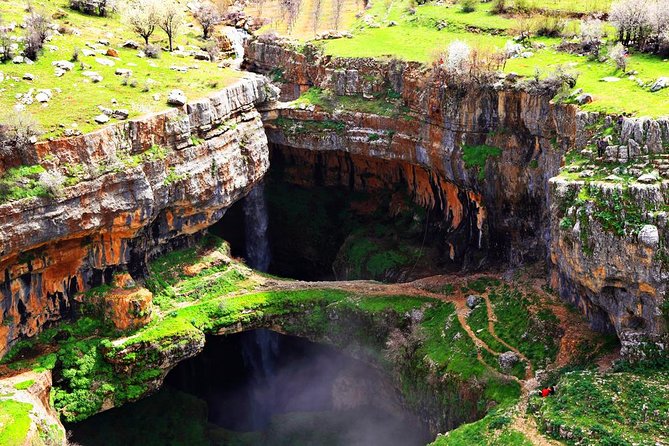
[192,1,222,39]
[312,0,322,35]
[123,0,160,45]
[158,0,184,51]
[610,0,651,46]
[332,0,344,30]
[23,8,50,61]
[281,0,301,31]
[0,17,13,62]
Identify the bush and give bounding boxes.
[144,44,161,59]
[534,13,565,37]
[460,0,477,13]
[39,171,66,196]
[0,110,43,160]
[491,0,507,14]
[609,42,628,72]
[23,10,50,61]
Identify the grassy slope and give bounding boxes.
[0,400,33,446]
[0,0,240,138]
[317,0,669,117]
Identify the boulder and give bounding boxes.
[94,114,110,124]
[82,49,95,57]
[106,48,120,58]
[12,56,24,64]
[193,51,211,61]
[498,351,520,371]
[466,295,482,309]
[52,60,74,71]
[82,71,103,83]
[112,109,129,120]
[650,77,668,92]
[22,73,35,81]
[123,40,140,49]
[637,172,659,184]
[575,93,593,105]
[35,92,50,103]
[167,89,187,106]
[115,68,132,76]
[95,57,115,67]
[638,225,659,248]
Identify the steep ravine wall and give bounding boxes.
[0,74,276,356]
[245,38,669,349]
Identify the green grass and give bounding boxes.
[0,0,241,138]
[314,0,669,117]
[291,87,410,118]
[0,165,48,203]
[534,370,669,445]
[0,400,33,446]
[12,379,35,390]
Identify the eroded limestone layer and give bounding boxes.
[0,74,275,356]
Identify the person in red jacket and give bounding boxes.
[541,386,556,397]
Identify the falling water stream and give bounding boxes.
[243,181,271,272]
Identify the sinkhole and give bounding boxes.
[67,329,432,446]
[212,145,487,282]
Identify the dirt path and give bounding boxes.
[482,294,534,378]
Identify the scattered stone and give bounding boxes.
[575,93,593,105]
[95,57,115,67]
[94,114,110,124]
[115,68,132,76]
[466,295,482,310]
[12,56,24,64]
[106,48,120,58]
[112,109,129,120]
[35,92,50,103]
[98,106,113,116]
[521,51,534,58]
[52,60,74,71]
[54,68,65,77]
[604,174,623,182]
[22,73,34,81]
[123,40,140,49]
[650,77,668,92]
[498,351,520,371]
[388,20,397,27]
[82,49,95,57]
[637,171,659,184]
[167,89,187,106]
[600,76,621,82]
[169,65,189,73]
[152,93,161,101]
[638,225,659,248]
[98,39,110,46]
[193,51,211,61]
[82,71,103,83]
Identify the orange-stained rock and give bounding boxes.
[0,74,276,357]
[97,286,153,331]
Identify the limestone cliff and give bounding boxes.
[0,74,275,356]
[246,37,669,350]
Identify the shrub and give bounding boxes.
[0,110,43,160]
[436,41,508,87]
[144,43,161,59]
[491,0,507,14]
[23,9,50,61]
[580,19,605,55]
[460,0,477,13]
[534,13,565,37]
[0,25,13,62]
[39,170,66,196]
[609,42,629,71]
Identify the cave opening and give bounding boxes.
[67,329,432,446]
[212,145,487,282]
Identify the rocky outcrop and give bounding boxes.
[250,39,573,268]
[0,370,66,445]
[246,37,669,348]
[0,74,276,356]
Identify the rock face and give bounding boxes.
[0,74,275,356]
[248,37,572,267]
[245,37,669,351]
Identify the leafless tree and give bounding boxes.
[23,8,50,61]
[312,0,322,35]
[332,0,344,30]
[158,0,184,51]
[610,0,651,46]
[192,1,222,39]
[281,0,301,32]
[123,0,161,45]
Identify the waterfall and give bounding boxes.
[240,329,281,429]
[243,181,271,272]
[223,26,249,70]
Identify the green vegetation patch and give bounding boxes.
[533,369,669,445]
[462,145,503,181]
[12,379,35,390]
[291,87,410,118]
[0,400,33,446]
[0,165,49,203]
